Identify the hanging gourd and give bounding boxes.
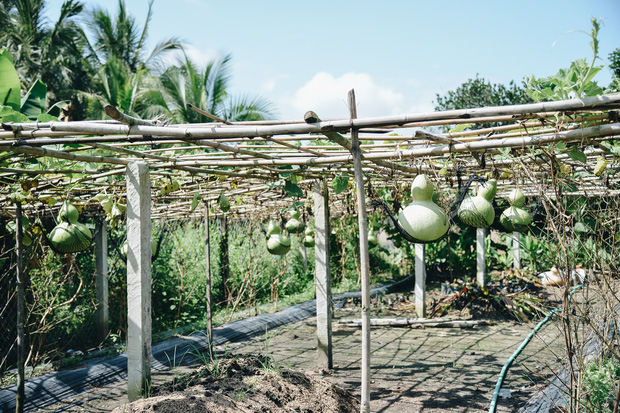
[457,179,497,228]
[367,230,378,247]
[500,188,532,232]
[266,221,291,255]
[397,174,450,243]
[121,238,158,257]
[218,193,230,212]
[303,226,315,247]
[285,210,304,233]
[49,200,92,253]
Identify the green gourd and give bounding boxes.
[121,238,158,257]
[285,210,304,233]
[218,193,230,212]
[303,226,315,247]
[49,200,92,253]
[500,188,532,232]
[398,174,449,242]
[457,179,497,228]
[367,230,378,247]
[266,221,291,255]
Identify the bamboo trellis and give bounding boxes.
[0,94,619,222]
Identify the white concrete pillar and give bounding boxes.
[95,220,109,343]
[314,179,332,370]
[414,243,426,318]
[476,228,487,288]
[512,231,521,270]
[126,162,152,401]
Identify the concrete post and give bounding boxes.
[414,243,426,318]
[476,227,487,288]
[512,231,521,270]
[314,179,332,370]
[95,220,109,343]
[126,162,152,401]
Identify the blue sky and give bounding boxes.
[46,0,620,120]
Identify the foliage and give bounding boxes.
[608,47,620,90]
[582,357,620,413]
[434,74,533,128]
[525,18,609,101]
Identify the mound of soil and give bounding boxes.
[112,354,360,413]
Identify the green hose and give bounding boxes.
[488,284,582,413]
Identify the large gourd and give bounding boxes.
[398,174,449,242]
[49,200,92,253]
[266,221,291,255]
[457,179,497,228]
[500,188,531,232]
[285,210,304,233]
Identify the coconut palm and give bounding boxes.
[0,0,90,100]
[143,52,275,124]
[85,0,180,73]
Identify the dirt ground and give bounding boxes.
[40,290,566,413]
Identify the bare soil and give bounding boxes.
[113,354,359,413]
[40,287,567,412]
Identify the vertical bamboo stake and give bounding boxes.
[204,202,213,357]
[95,220,109,343]
[512,231,521,270]
[220,217,230,307]
[349,89,371,413]
[414,243,426,318]
[15,202,25,413]
[477,227,487,288]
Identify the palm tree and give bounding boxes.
[143,52,275,124]
[0,0,90,101]
[85,0,180,73]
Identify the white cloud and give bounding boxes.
[261,78,277,93]
[287,72,406,119]
[182,44,220,68]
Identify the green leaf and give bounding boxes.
[332,174,349,195]
[46,100,70,118]
[0,50,20,111]
[37,113,58,122]
[190,192,200,212]
[554,142,567,151]
[567,149,587,163]
[574,222,591,233]
[1,112,29,123]
[283,180,303,197]
[20,79,47,121]
[448,123,472,133]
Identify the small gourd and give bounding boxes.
[367,230,378,247]
[285,210,304,233]
[49,200,92,253]
[121,238,158,257]
[500,188,531,232]
[398,174,449,242]
[303,226,315,248]
[457,179,497,228]
[266,221,291,255]
[218,193,230,212]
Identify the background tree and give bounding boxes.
[0,0,90,109]
[143,52,275,123]
[434,74,533,129]
[609,47,620,90]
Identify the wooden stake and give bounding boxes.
[349,90,371,413]
[513,231,521,270]
[204,202,213,356]
[15,202,25,413]
[477,228,487,288]
[415,244,426,318]
[95,221,109,343]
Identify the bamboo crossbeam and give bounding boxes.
[49,94,620,140]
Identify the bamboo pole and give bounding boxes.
[348,90,371,413]
[15,202,25,413]
[204,201,213,357]
[49,94,620,139]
